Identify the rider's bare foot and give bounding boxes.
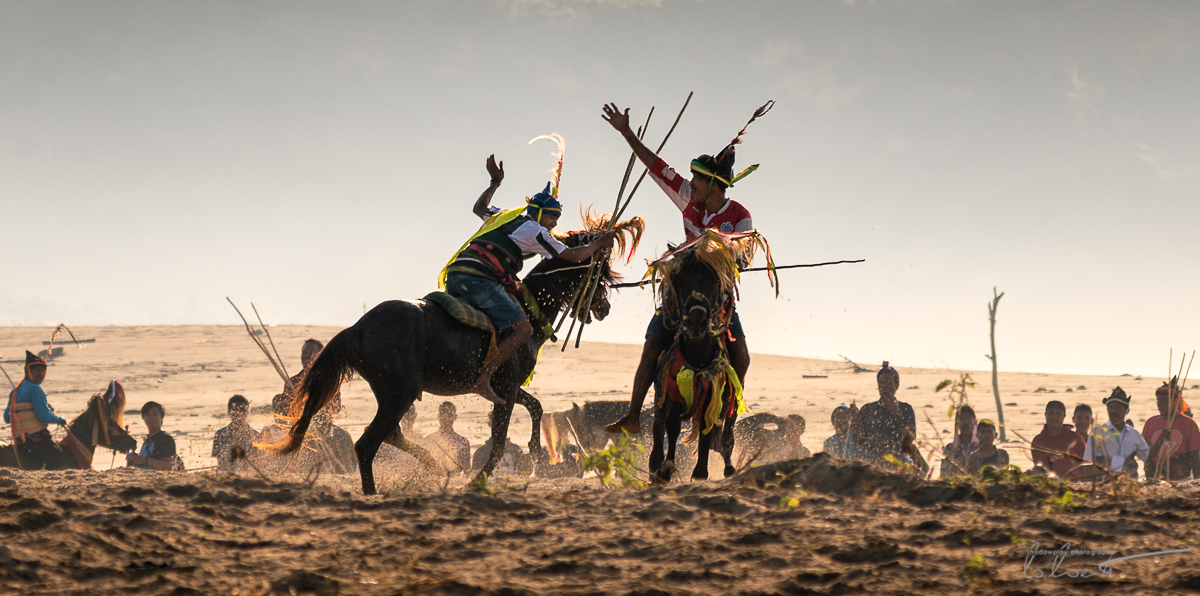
[471,378,505,406]
[604,413,641,434]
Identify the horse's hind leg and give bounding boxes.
[657,401,684,483]
[721,412,738,478]
[383,427,443,477]
[474,399,516,483]
[357,378,421,495]
[513,389,545,464]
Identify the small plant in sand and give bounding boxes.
[468,473,495,496]
[1044,490,1083,514]
[580,433,646,489]
[935,373,977,421]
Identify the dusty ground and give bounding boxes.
[2,456,1199,595]
[3,325,1198,594]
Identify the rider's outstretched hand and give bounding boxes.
[601,103,631,134]
[486,154,504,185]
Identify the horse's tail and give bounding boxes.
[269,326,362,455]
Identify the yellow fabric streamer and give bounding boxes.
[676,368,696,411]
[438,207,527,289]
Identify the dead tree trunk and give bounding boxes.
[984,287,1006,442]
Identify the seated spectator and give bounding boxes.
[736,413,810,465]
[212,394,258,471]
[310,408,357,475]
[940,405,978,478]
[472,437,526,475]
[4,351,70,470]
[425,401,471,474]
[127,401,184,471]
[853,362,917,465]
[1084,387,1149,479]
[1143,380,1200,481]
[967,420,1009,476]
[823,404,857,459]
[1031,400,1087,479]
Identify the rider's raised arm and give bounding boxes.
[472,154,505,221]
[602,103,660,172]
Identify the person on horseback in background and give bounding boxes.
[3,351,70,469]
[444,154,616,406]
[600,101,770,434]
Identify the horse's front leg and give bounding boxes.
[692,426,714,482]
[649,401,667,483]
[473,398,516,483]
[721,412,738,478]
[513,389,545,465]
[659,401,684,483]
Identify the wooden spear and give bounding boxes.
[572,92,693,348]
[227,297,290,384]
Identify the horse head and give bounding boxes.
[70,384,138,454]
[525,210,644,323]
[652,231,756,344]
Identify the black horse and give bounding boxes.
[1,393,138,469]
[647,232,755,483]
[274,217,643,495]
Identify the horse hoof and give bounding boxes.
[723,465,735,478]
[655,460,675,483]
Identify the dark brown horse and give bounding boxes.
[274,218,643,495]
[648,232,755,483]
[1,392,138,470]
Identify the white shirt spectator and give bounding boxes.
[1084,422,1150,477]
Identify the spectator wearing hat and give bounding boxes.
[967,420,1009,476]
[852,362,917,465]
[1030,400,1087,479]
[3,351,70,469]
[823,404,858,459]
[940,405,979,478]
[1084,387,1149,479]
[1143,379,1200,481]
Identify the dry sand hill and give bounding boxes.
[2,326,1198,595]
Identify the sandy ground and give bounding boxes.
[2,326,1199,595]
[0,325,1187,472]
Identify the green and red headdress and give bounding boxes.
[689,100,774,190]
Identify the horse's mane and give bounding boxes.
[534,210,646,284]
[72,383,126,438]
[652,231,758,307]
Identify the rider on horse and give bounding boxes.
[443,153,616,406]
[4,351,70,469]
[601,102,770,434]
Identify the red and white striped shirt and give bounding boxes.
[648,158,753,240]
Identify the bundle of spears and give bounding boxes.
[226,297,291,389]
[555,92,694,351]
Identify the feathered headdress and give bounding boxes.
[529,133,565,198]
[690,100,775,189]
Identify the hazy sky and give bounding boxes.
[1,0,1197,377]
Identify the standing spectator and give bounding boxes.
[823,404,857,459]
[127,401,184,471]
[212,395,258,471]
[1085,387,1149,479]
[425,402,471,474]
[1073,404,1095,456]
[1030,400,1087,479]
[853,362,916,465]
[1143,381,1200,481]
[940,405,978,478]
[967,420,1009,475]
